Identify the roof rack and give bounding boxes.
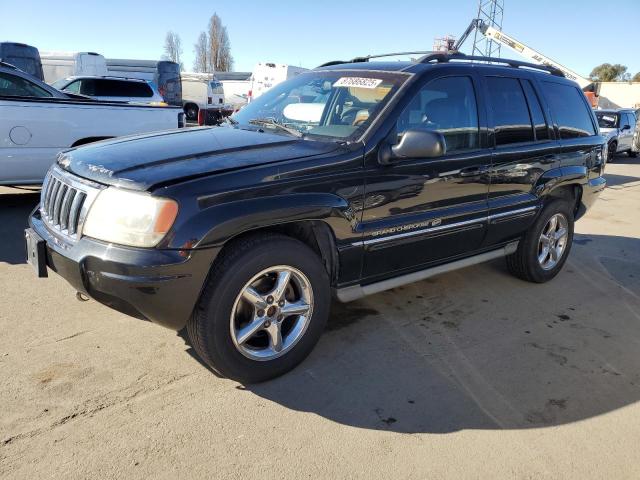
[417,52,566,78]
[0,60,18,70]
[318,51,437,68]
[317,51,565,78]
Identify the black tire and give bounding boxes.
[607,141,617,162]
[507,200,574,283]
[187,233,330,383]
[628,150,638,158]
[184,104,199,121]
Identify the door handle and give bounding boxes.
[540,154,555,165]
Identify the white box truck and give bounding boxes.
[41,52,107,84]
[248,63,307,102]
[180,73,225,120]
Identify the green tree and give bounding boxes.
[589,63,630,82]
[633,72,640,82]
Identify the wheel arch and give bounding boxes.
[173,193,354,285]
[71,136,113,147]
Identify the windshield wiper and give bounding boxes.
[248,118,304,138]
[224,115,238,126]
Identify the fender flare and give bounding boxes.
[167,192,353,250]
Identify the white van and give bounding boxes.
[41,52,107,84]
[248,63,308,102]
[181,73,225,120]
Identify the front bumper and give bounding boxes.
[29,209,219,330]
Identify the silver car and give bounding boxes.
[51,76,166,105]
[595,109,638,161]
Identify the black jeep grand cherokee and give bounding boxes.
[26,53,606,382]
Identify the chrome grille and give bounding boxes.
[40,167,101,241]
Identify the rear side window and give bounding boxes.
[396,76,479,152]
[486,77,533,146]
[521,80,549,141]
[541,82,596,138]
[94,79,153,98]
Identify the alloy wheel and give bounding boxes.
[230,266,314,361]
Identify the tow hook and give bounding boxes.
[76,292,90,302]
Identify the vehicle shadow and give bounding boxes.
[0,189,40,265]
[227,233,640,433]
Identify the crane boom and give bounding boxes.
[454,20,593,90]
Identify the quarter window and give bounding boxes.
[396,76,480,153]
[541,82,596,138]
[486,77,534,146]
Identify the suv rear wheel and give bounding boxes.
[187,233,330,383]
[507,200,574,283]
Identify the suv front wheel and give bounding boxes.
[507,200,574,283]
[187,233,330,383]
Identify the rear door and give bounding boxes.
[482,75,558,246]
[361,74,491,280]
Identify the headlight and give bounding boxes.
[83,187,178,247]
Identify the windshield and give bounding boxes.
[596,112,619,129]
[232,70,408,140]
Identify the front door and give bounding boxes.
[360,75,491,281]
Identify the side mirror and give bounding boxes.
[622,124,631,131]
[379,129,446,164]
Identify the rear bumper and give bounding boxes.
[29,209,219,330]
[575,176,606,220]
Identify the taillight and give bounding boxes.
[197,109,205,126]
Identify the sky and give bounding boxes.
[1,0,639,77]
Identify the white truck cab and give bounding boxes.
[180,73,225,121]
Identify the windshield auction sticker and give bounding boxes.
[333,77,383,89]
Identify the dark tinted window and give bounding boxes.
[0,72,52,98]
[486,77,533,145]
[397,76,479,152]
[595,112,619,129]
[542,82,596,138]
[93,79,153,97]
[521,80,549,141]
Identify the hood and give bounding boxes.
[57,127,339,190]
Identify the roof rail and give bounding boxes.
[417,52,566,78]
[318,51,438,68]
[0,60,18,70]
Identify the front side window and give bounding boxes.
[595,112,618,129]
[542,82,596,138]
[486,77,534,146]
[233,71,408,140]
[396,76,480,152]
[0,72,52,98]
